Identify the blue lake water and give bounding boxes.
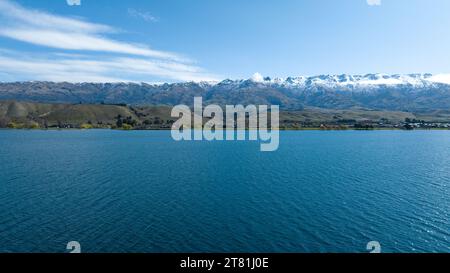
[0,130,449,253]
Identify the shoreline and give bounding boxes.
[1,127,449,131]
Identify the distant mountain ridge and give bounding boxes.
[1,73,450,112]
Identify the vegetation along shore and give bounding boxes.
[1,100,450,131]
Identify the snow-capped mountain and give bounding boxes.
[1,74,450,111]
[207,73,450,90]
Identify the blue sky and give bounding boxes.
[0,0,450,83]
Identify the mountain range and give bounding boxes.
[1,73,450,112]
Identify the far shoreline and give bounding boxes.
[1,127,450,132]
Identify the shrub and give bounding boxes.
[80,123,94,129]
[121,123,133,130]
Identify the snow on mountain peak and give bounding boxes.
[275,73,447,87]
[207,73,450,90]
[251,72,264,82]
[429,74,450,85]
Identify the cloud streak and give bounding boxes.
[67,0,81,6]
[0,0,182,60]
[128,8,159,23]
[0,0,216,82]
[0,50,218,83]
[0,1,110,33]
[0,28,180,60]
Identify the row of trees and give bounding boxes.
[115,115,174,129]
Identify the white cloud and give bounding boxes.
[0,50,218,83]
[367,0,381,6]
[0,0,215,82]
[0,1,181,61]
[128,8,159,23]
[0,1,110,33]
[0,28,181,60]
[67,0,81,6]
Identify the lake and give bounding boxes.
[0,130,449,253]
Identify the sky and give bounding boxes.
[0,0,450,83]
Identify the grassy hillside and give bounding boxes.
[1,100,449,130]
[0,101,137,128]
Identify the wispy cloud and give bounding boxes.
[0,0,180,60]
[0,50,218,83]
[0,28,181,60]
[67,0,81,6]
[367,0,381,6]
[0,0,217,83]
[0,1,111,33]
[128,8,159,23]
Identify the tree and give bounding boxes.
[116,115,123,128]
